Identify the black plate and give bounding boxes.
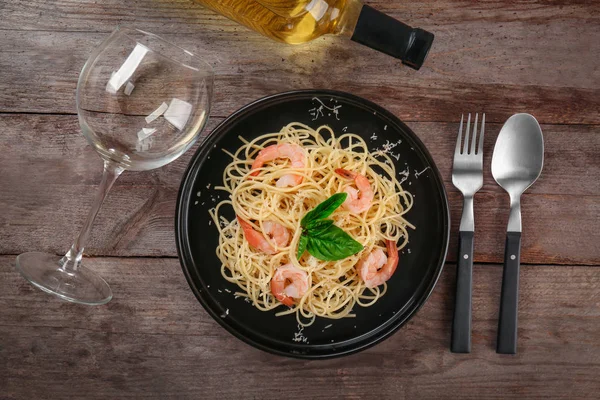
[176,90,450,359]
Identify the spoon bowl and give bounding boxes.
[492,114,544,199]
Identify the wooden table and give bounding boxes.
[1,1,599,398]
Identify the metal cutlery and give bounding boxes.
[491,113,544,354]
[451,113,485,353]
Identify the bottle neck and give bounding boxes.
[349,5,434,70]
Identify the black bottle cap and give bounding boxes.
[351,5,434,70]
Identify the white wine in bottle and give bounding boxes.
[195,0,434,70]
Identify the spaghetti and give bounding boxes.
[209,122,414,326]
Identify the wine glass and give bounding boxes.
[15,27,214,305]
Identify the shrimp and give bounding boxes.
[270,263,309,306]
[357,240,399,288]
[237,217,290,255]
[250,143,306,187]
[335,168,374,213]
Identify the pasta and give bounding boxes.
[209,122,414,326]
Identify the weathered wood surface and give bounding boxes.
[1,0,599,398]
[1,114,598,264]
[1,1,599,123]
[1,257,599,399]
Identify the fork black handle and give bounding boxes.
[496,231,522,354]
[451,231,474,353]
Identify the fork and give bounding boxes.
[451,113,485,353]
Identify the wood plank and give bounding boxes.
[2,181,597,264]
[0,2,598,122]
[1,114,598,264]
[2,0,599,33]
[1,257,598,399]
[1,114,597,195]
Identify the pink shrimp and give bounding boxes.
[250,143,306,187]
[237,217,291,255]
[335,168,374,213]
[270,263,309,306]
[357,240,399,288]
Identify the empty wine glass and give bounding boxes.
[16,27,214,305]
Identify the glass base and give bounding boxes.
[15,252,112,305]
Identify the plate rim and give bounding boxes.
[175,89,450,359]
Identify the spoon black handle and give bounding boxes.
[451,231,474,353]
[497,231,522,354]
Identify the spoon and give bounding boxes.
[491,113,544,354]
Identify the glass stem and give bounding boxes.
[60,161,124,272]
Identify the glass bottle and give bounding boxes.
[195,0,434,70]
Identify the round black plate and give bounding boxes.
[176,90,450,359]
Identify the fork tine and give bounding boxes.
[478,113,486,155]
[455,114,464,155]
[470,113,479,155]
[462,113,471,154]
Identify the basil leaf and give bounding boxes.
[306,225,363,261]
[299,194,361,262]
[301,193,347,227]
[297,234,308,260]
[306,219,334,235]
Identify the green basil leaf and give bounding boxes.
[306,225,363,261]
[306,219,334,235]
[301,193,347,227]
[297,234,309,260]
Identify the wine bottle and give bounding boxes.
[195,0,434,70]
